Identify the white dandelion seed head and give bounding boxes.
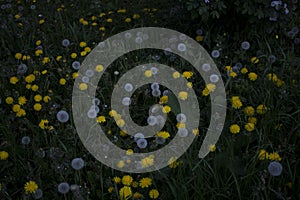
[122,97,131,106]
[147,116,158,126]
[33,189,43,199]
[134,133,144,142]
[211,50,220,58]
[72,61,81,70]
[142,34,149,40]
[177,43,186,52]
[202,63,211,72]
[81,76,89,83]
[156,115,166,126]
[136,138,148,149]
[150,67,158,75]
[57,110,69,123]
[151,89,161,97]
[92,98,100,105]
[178,128,188,137]
[210,74,219,83]
[176,113,187,123]
[98,42,105,48]
[62,39,70,47]
[179,34,187,41]
[85,69,94,77]
[241,41,250,50]
[87,109,97,119]
[89,105,100,113]
[155,136,166,145]
[151,82,159,90]
[124,83,133,92]
[164,48,172,56]
[135,37,143,44]
[58,182,70,194]
[17,63,28,74]
[21,136,31,145]
[71,157,85,170]
[124,32,132,39]
[268,161,283,176]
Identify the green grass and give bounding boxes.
[0,0,299,199]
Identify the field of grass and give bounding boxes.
[0,0,299,199]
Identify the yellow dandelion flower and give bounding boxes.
[139,177,152,188]
[117,160,125,168]
[250,57,259,64]
[245,123,255,132]
[10,76,19,84]
[59,78,66,85]
[18,96,27,105]
[209,144,216,152]
[16,109,26,117]
[248,117,257,124]
[187,82,193,88]
[24,181,38,194]
[182,71,193,79]
[33,103,42,111]
[79,41,87,47]
[230,71,237,78]
[159,95,168,104]
[125,18,131,22]
[172,71,180,79]
[244,106,255,116]
[0,151,9,160]
[97,116,106,123]
[70,53,77,59]
[258,149,267,160]
[192,128,199,135]
[79,83,88,90]
[149,189,159,199]
[176,122,186,129]
[15,53,22,60]
[116,119,125,127]
[144,70,152,77]
[5,97,13,104]
[156,131,170,139]
[196,35,203,42]
[162,105,171,113]
[141,155,154,168]
[178,91,188,100]
[108,186,114,193]
[95,64,104,72]
[122,175,133,186]
[43,96,51,103]
[31,84,39,91]
[12,104,21,112]
[248,72,258,81]
[256,104,267,114]
[80,51,87,56]
[84,47,91,52]
[72,72,79,79]
[25,74,35,83]
[230,124,240,134]
[119,186,132,200]
[241,67,248,74]
[35,49,43,56]
[225,66,232,71]
[126,149,133,155]
[231,96,242,109]
[133,14,140,19]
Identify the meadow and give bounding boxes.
[0,0,299,199]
